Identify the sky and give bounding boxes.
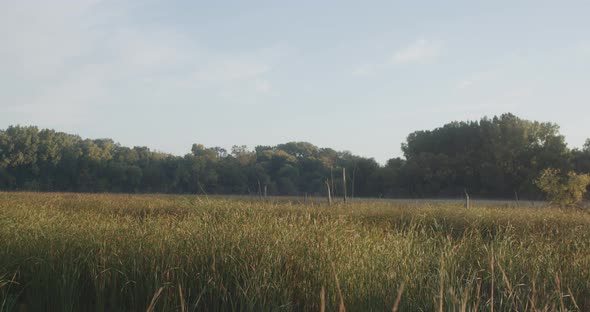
[1,0,589,163]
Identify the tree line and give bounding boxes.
[1,113,589,199]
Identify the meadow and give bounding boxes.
[1,192,589,311]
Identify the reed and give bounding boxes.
[1,192,589,311]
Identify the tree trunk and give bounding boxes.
[351,164,357,199]
[325,179,332,206]
[330,167,335,197]
[342,168,347,203]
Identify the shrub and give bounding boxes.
[535,168,590,207]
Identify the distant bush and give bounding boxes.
[535,168,590,207]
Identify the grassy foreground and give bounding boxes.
[1,193,589,311]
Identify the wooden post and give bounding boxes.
[464,189,470,209]
[342,167,347,203]
[514,191,520,207]
[325,179,332,206]
[257,179,262,200]
[264,184,268,200]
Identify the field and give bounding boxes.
[1,193,589,311]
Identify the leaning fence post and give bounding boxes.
[464,189,470,209]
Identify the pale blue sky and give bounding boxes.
[1,1,589,163]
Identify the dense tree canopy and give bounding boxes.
[1,113,588,199]
[400,114,572,197]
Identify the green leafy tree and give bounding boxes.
[0,114,583,198]
[534,168,590,207]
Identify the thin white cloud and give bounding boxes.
[391,39,441,64]
[352,38,442,76]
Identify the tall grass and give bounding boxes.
[1,192,589,311]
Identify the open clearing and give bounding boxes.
[1,192,589,311]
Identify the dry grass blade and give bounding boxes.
[474,276,482,312]
[320,286,326,312]
[439,255,444,312]
[490,247,495,312]
[567,286,580,311]
[0,272,18,290]
[496,259,517,308]
[496,261,513,295]
[331,262,346,312]
[529,280,538,312]
[178,284,186,312]
[460,284,470,312]
[392,283,405,312]
[146,287,164,312]
[555,273,565,312]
